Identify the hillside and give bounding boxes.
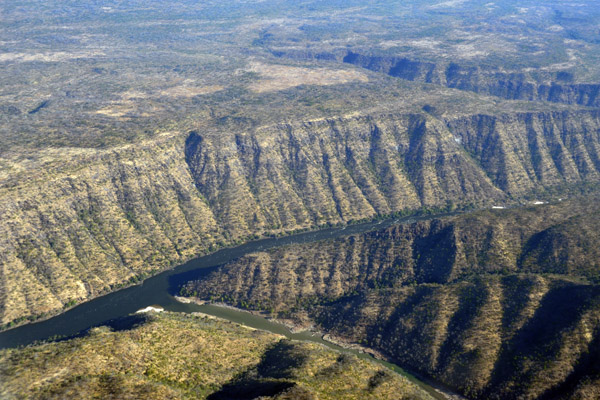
[340,52,600,107]
[0,311,433,400]
[4,106,600,329]
[182,196,600,399]
[2,0,600,398]
[3,0,600,330]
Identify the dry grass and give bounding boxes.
[159,84,223,98]
[0,312,432,400]
[95,85,223,118]
[0,50,105,63]
[248,62,368,93]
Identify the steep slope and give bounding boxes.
[0,312,433,400]
[182,196,600,399]
[0,133,222,328]
[340,52,600,107]
[185,110,600,237]
[184,112,500,237]
[269,49,600,108]
[445,111,600,196]
[313,276,600,400]
[2,108,600,329]
[183,197,600,310]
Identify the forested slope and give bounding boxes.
[183,196,600,399]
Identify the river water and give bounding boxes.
[0,212,460,399]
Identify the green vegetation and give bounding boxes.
[3,0,600,331]
[0,312,432,400]
[6,102,600,330]
[2,0,600,398]
[183,195,600,399]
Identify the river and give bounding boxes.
[0,211,462,399]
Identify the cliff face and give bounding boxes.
[184,110,600,236]
[269,49,600,107]
[2,109,600,328]
[0,133,221,327]
[184,113,500,237]
[183,197,600,399]
[342,52,600,107]
[445,111,600,196]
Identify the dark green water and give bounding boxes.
[0,212,460,399]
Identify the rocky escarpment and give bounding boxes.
[445,110,600,196]
[0,133,222,328]
[271,49,600,107]
[342,52,600,107]
[182,197,600,399]
[185,110,600,238]
[2,109,600,329]
[183,197,600,310]
[184,112,502,238]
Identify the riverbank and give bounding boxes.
[4,210,462,349]
[174,296,464,400]
[0,208,442,334]
[1,311,439,400]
